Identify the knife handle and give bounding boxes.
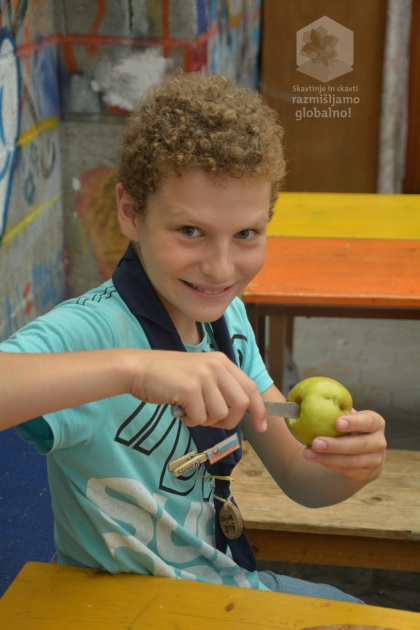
[171,404,186,418]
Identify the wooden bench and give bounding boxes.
[2,563,420,628]
[233,443,420,572]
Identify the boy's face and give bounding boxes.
[118,170,270,343]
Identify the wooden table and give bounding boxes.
[234,443,420,573]
[243,192,420,387]
[1,562,420,629]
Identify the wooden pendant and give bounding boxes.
[219,502,244,539]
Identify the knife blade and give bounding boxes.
[241,401,300,425]
[262,401,300,419]
[171,401,300,420]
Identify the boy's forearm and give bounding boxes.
[244,400,385,509]
[0,349,136,430]
[0,349,269,434]
[250,434,365,508]
[279,455,368,508]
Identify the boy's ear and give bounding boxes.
[116,183,139,240]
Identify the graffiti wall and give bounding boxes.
[0,1,263,325]
[57,0,262,115]
[0,1,63,341]
[58,0,263,296]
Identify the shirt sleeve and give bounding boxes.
[0,299,115,453]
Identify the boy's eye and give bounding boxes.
[235,229,254,240]
[181,226,200,237]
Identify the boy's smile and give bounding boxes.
[117,170,271,344]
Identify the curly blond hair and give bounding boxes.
[118,72,285,216]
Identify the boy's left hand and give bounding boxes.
[303,410,387,484]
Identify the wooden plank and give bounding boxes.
[267,192,420,239]
[1,562,420,628]
[246,530,420,572]
[243,237,420,307]
[236,444,420,571]
[404,0,420,193]
[261,0,387,192]
[234,444,420,543]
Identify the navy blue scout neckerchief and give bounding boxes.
[112,243,257,572]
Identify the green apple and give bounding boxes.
[285,376,353,446]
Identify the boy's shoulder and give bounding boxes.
[52,279,131,324]
[0,279,140,353]
[63,279,121,310]
[52,278,140,343]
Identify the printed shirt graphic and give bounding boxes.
[0,279,273,589]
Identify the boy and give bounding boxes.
[0,73,386,600]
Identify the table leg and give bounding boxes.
[246,307,266,360]
[269,316,294,390]
[285,317,294,355]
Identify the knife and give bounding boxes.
[168,432,241,477]
[171,401,300,420]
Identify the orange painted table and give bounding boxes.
[1,562,420,629]
[243,193,420,387]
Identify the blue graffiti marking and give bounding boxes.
[33,42,59,120]
[0,28,21,244]
[0,86,5,143]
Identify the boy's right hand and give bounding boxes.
[126,350,268,433]
[0,349,267,433]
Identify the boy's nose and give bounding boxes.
[201,245,234,282]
